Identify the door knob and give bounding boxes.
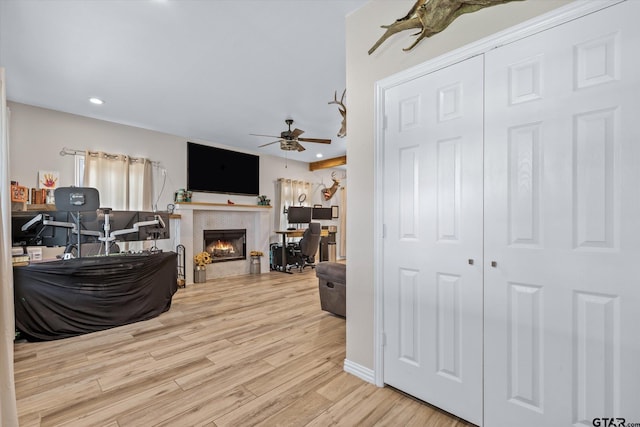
[468,259,474,265]
[491,261,497,268]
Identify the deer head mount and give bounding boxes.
[328,89,346,138]
[368,0,523,55]
[322,171,345,201]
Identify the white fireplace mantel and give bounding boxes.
[173,202,272,284]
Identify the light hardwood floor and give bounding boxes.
[14,267,474,426]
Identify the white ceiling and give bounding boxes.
[0,0,368,164]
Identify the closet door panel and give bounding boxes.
[382,55,484,425]
[484,2,640,426]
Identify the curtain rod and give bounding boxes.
[59,147,84,156]
[59,147,161,167]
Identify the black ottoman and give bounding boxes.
[315,262,346,317]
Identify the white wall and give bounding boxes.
[8,101,345,253]
[345,0,574,371]
[9,102,184,210]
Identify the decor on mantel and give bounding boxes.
[193,251,212,283]
[257,195,271,206]
[328,89,347,138]
[174,189,192,203]
[368,0,523,55]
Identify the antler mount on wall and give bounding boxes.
[322,171,345,201]
[369,0,524,55]
[328,89,347,138]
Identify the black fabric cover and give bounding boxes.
[14,252,178,341]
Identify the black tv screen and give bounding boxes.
[187,142,260,196]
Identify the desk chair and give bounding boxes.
[286,222,321,272]
[54,187,101,258]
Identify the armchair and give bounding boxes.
[316,262,346,317]
[286,222,321,272]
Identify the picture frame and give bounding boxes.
[11,184,28,202]
[38,170,59,189]
[331,205,339,219]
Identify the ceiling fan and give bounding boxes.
[251,119,331,152]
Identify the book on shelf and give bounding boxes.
[31,188,47,205]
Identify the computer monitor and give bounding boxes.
[138,212,170,240]
[68,210,102,244]
[287,206,312,224]
[11,211,70,247]
[100,210,140,242]
[312,207,332,220]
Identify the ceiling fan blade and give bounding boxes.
[258,140,281,148]
[250,133,280,138]
[290,128,305,139]
[298,137,332,144]
[296,142,306,152]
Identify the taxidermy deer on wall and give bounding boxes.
[322,171,344,201]
[328,89,347,138]
[368,0,523,55]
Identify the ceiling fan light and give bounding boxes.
[253,118,329,154]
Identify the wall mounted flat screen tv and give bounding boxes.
[187,142,260,196]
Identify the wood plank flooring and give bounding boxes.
[14,267,474,426]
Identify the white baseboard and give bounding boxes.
[343,358,376,385]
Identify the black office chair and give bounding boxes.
[54,187,101,258]
[287,222,321,272]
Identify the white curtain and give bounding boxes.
[0,68,19,426]
[83,151,152,211]
[276,178,311,230]
[128,158,153,211]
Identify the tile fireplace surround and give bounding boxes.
[173,202,272,285]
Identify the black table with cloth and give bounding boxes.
[14,252,178,341]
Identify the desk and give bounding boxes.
[274,229,328,272]
[14,252,178,340]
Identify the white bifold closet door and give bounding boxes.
[381,2,640,426]
[382,55,484,426]
[484,2,640,426]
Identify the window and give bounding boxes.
[74,154,84,187]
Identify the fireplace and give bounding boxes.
[203,229,246,263]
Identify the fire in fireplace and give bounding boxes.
[203,229,246,263]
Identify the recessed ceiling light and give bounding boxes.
[89,97,104,105]
[316,153,323,158]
